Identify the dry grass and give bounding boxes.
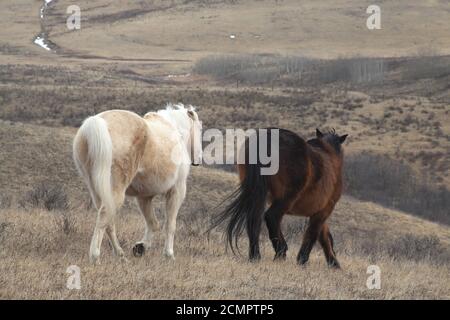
[0,127,449,298]
[30,0,450,61]
[0,179,449,299]
[2,0,450,70]
[0,62,448,187]
[0,0,449,300]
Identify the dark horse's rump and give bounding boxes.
[212,128,348,268]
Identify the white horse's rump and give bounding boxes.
[73,104,202,264]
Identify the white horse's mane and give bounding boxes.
[163,102,196,112]
[155,103,198,142]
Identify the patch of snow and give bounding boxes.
[167,73,191,78]
[35,1,55,51]
[34,36,51,51]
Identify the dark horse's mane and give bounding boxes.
[307,128,343,154]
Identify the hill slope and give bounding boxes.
[2,0,450,66]
[0,122,449,299]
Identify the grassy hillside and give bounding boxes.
[0,61,448,188]
[33,0,450,60]
[0,0,449,299]
[2,0,450,67]
[0,122,449,299]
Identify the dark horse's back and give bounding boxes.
[256,128,312,202]
[213,127,347,267]
[238,128,337,212]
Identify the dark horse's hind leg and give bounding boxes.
[318,223,340,268]
[297,214,323,265]
[264,201,288,260]
[248,230,261,261]
[247,217,262,261]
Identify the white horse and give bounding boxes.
[73,104,202,264]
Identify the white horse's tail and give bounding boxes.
[73,116,115,214]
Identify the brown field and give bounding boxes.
[0,0,449,299]
[0,123,449,299]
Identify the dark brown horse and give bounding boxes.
[212,128,348,268]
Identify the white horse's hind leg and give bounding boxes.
[133,196,160,257]
[163,182,186,259]
[89,206,111,264]
[106,221,125,258]
[106,190,126,259]
[90,190,126,264]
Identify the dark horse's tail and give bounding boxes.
[211,131,273,257]
[212,162,268,255]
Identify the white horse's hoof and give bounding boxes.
[133,243,146,257]
[163,252,175,261]
[89,256,100,265]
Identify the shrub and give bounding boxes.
[387,234,448,263]
[54,212,75,235]
[193,54,385,86]
[0,194,11,209]
[318,58,385,84]
[20,181,69,211]
[344,153,450,224]
[402,56,450,80]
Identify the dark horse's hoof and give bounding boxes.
[132,243,145,257]
[328,260,341,269]
[273,252,287,261]
[249,255,261,263]
[297,254,309,266]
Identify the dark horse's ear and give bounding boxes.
[316,128,323,138]
[339,134,348,144]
